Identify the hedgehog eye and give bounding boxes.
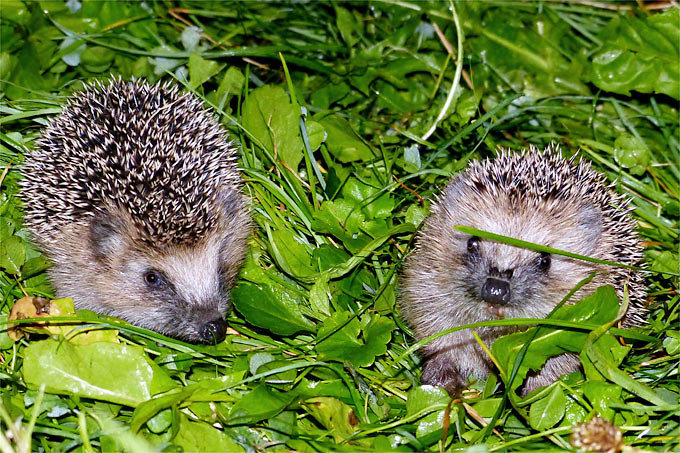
[538,253,551,271]
[467,236,481,254]
[144,270,163,288]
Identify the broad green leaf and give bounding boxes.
[229,384,295,424]
[232,282,315,336]
[403,145,421,171]
[130,372,244,432]
[405,204,428,227]
[316,312,394,367]
[317,115,373,163]
[335,6,359,48]
[310,81,350,109]
[589,8,679,99]
[341,177,395,220]
[305,120,326,152]
[405,386,451,439]
[648,250,679,279]
[181,26,202,52]
[188,52,224,89]
[0,234,25,274]
[0,314,12,350]
[215,66,245,105]
[311,199,372,252]
[580,331,631,382]
[581,317,671,406]
[312,199,365,237]
[529,385,566,430]
[1,1,30,25]
[472,10,590,98]
[613,134,650,175]
[583,381,622,420]
[663,331,680,355]
[242,84,304,169]
[301,397,359,442]
[175,415,244,452]
[80,46,114,73]
[268,227,315,278]
[309,274,331,317]
[23,339,176,407]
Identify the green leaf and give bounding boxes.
[188,52,224,89]
[242,84,304,169]
[219,65,244,94]
[80,46,115,73]
[613,134,650,175]
[405,386,451,439]
[23,339,176,407]
[181,26,202,52]
[492,286,620,391]
[309,274,331,317]
[663,331,680,355]
[130,372,243,433]
[405,204,428,227]
[0,314,12,350]
[529,385,566,430]
[472,11,590,98]
[335,6,359,48]
[301,396,359,442]
[267,226,315,278]
[232,282,315,336]
[1,1,30,25]
[582,381,622,420]
[305,120,326,152]
[316,312,394,367]
[0,234,25,274]
[229,384,295,424]
[341,177,395,220]
[647,251,678,280]
[175,414,244,452]
[589,8,679,99]
[312,199,372,252]
[317,115,373,163]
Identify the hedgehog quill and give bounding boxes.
[21,79,251,344]
[400,146,645,394]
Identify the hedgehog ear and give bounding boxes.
[89,210,125,262]
[576,204,603,255]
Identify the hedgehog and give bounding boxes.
[400,145,645,395]
[20,78,251,344]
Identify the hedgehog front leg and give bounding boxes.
[421,352,469,395]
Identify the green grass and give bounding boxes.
[1,1,678,451]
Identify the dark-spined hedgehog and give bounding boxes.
[21,79,251,344]
[400,145,645,394]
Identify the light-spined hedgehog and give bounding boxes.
[400,145,645,394]
[21,78,251,344]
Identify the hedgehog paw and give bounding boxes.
[421,355,468,396]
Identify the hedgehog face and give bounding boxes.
[399,147,644,395]
[41,204,248,344]
[21,79,252,344]
[83,206,249,344]
[434,181,604,322]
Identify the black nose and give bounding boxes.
[200,318,227,344]
[481,278,511,305]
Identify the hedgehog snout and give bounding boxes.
[480,266,514,305]
[481,277,511,305]
[200,318,227,344]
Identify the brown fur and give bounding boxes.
[400,146,645,394]
[21,79,250,342]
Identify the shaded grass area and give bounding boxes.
[1,1,678,451]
